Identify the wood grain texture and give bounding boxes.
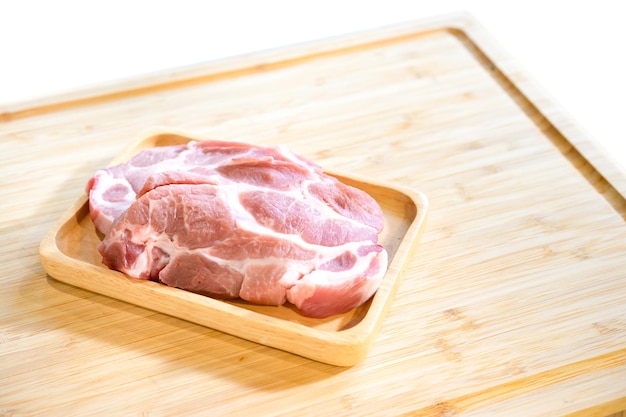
[1,12,625,416]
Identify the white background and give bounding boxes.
[1,1,624,171]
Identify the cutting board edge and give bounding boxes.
[449,15,626,209]
[2,12,623,203]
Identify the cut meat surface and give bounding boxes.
[87,140,388,318]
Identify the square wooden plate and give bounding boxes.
[39,129,428,366]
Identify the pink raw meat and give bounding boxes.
[87,140,388,318]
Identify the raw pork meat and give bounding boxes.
[87,140,388,318]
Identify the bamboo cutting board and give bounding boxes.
[1,13,626,416]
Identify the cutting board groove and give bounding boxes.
[451,28,626,219]
[0,28,443,123]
